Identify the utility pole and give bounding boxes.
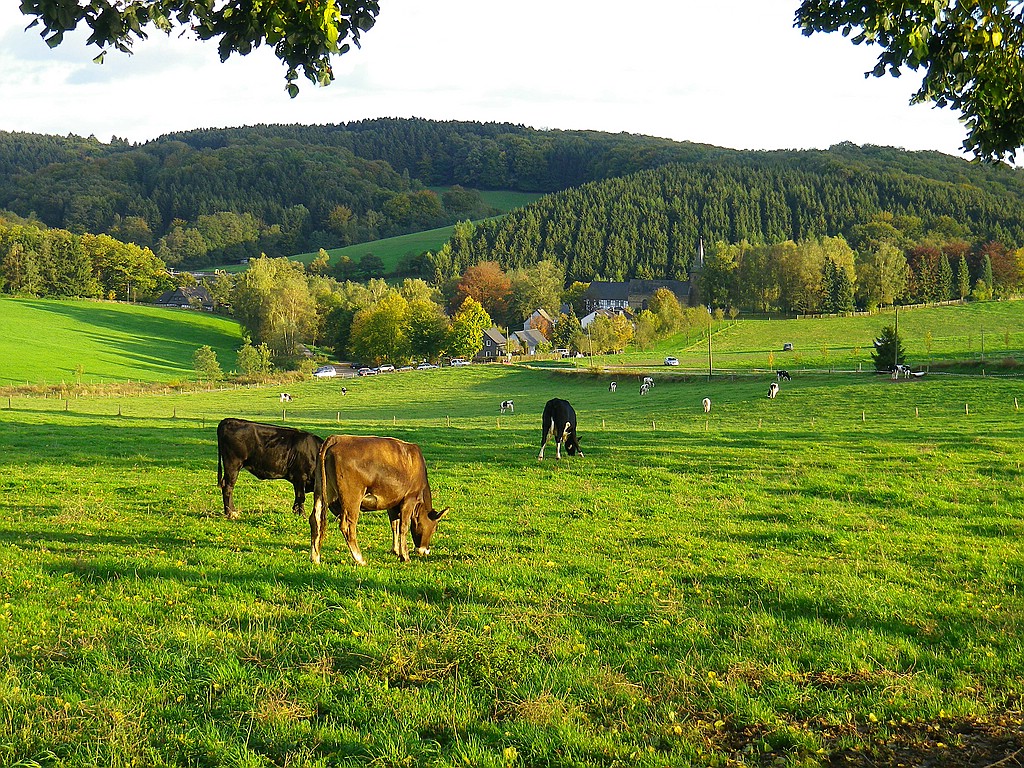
[707,305,713,380]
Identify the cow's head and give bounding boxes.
[566,432,582,457]
[411,506,450,555]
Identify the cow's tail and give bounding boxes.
[315,435,336,525]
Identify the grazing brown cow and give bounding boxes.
[310,435,448,565]
[217,418,323,519]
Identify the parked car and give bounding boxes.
[312,365,337,378]
[416,362,438,370]
[664,356,679,366]
[783,342,794,351]
[378,364,396,373]
[552,348,571,358]
[450,358,471,367]
[398,365,414,372]
[357,367,377,376]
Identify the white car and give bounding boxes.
[312,366,337,378]
[416,362,438,370]
[378,364,396,373]
[450,358,471,367]
[664,356,679,366]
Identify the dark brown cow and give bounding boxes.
[217,418,323,519]
[310,435,448,565]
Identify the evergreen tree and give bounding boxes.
[820,259,837,313]
[552,309,582,351]
[937,254,954,300]
[982,254,994,292]
[957,254,971,299]
[871,325,907,372]
[833,266,855,312]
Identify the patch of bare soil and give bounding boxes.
[821,715,1024,768]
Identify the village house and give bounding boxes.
[155,285,214,311]
[583,279,693,313]
[475,327,508,361]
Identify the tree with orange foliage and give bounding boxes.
[452,261,512,325]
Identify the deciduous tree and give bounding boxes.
[796,1,1024,160]
[19,0,379,97]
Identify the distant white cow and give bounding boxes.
[642,376,654,388]
[500,399,514,414]
[640,383,650,396]
[609,381,617,393]
[702,397,711,413]
[768,382,780,399]
[280,393,292,402]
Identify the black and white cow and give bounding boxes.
[702,397,712,413]
[776,370,792,382]
[538,398,583,460]
[609,381,617,393]
[642,376,655,389]
[217,418,324,519]
[280,393,292,402]
[768,382,780,399]
[500,399,514,414]
[640,383,650,396]
[892,364,911,380]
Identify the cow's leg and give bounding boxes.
[538,419,552,460]
[291,480,305,515]
[395,498,418,561]
[337,480,367,566]
[220,459,242,519]
[556,421,571,460]
[389,507,403,557]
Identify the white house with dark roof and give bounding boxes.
[583,279,692,313]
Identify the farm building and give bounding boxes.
[583,279,693,312]
[155,286,214,311]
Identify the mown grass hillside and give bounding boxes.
[0,297,244,387]
[280,191,545,274]
[1,363,1023,766]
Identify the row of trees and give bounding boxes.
[0,219,169,300]
[698,214,1021,314]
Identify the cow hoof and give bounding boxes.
[226,511,240,520]
[416,546,430,557]
[311,553,321,565]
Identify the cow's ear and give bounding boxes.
[428,506,450,521]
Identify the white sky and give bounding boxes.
[0,1,970,157]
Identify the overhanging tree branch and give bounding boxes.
[796,1,1024,162]
[17,0,380,96]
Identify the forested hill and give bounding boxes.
[3,119,1024,275]
[433,145,1024,283]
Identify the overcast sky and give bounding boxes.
[0,1,969,157]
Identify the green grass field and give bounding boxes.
[278,190,544,274]
[573,300,1024,374]
[0,297,244,387]
[2,360,1023,766]
[5,298,1022,392]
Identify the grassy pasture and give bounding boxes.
[582,300,1024,374]
[0,297,244,387]
[2,364,1024,767]
[283,190,544,274]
